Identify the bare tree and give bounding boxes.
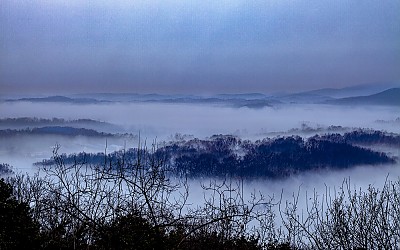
[8,140,400,249]
[280,177,400,249]
[8,141,275,249]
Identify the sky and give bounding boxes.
[1,0,399,95]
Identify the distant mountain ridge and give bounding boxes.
[297,83,400,98]
[275,93,334,104]
[214,93,268,100]
[324,88,400,106]
[7,96,105,104]
[5,94,277,109]
[4,83,399,107]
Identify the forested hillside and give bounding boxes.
[37,131,397,178]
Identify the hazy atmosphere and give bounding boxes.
[1,0,400,94]
[1,1,400,249]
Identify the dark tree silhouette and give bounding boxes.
[36,134,395,179]
[0,178,40,249]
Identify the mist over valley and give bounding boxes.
[1,87,399,186]
[2,89,400,248]
[2,1,400,246]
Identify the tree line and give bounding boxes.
[1,141,400,249]
[37,132,396,178]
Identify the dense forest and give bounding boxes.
[36,130,397,178]
[0,117,107,126]
[0,127,112,137]
[0,163,13,175]
[316,129,400,146]
[0,117,124,133]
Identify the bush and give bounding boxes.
[0,178,40,249]
[94,212,168,250]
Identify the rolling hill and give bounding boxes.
[324,88,400,106]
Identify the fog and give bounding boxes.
[1,102,399,139]
[1,101,399,215]
[187,162,400,204]
[1,101,399,163]
[0,135,136,174]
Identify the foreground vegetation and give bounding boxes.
[2,141,400,249]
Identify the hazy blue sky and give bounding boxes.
[1,0,399,94]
